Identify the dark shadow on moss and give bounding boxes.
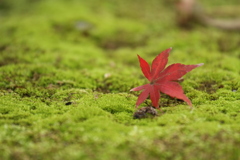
[0,44,9,51]
[52,20,148,50]
[159,94,185,108]
[99,32,148,50]
[0,1,12,12]
[197,81,224,94]
[0,43,46,66]
[99,36,147,50]
[0,44,21,66]
[95,80,112,93]
[52,20,94,42]
[95,76,132,93]
[0,56,21,66]
[217,35,240,53]
[0,0,43,15]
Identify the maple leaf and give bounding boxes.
[130,48,203,108]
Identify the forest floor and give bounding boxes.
[0,0,240,159]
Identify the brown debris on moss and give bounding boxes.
[133,106,158,119]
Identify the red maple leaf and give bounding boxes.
[130,48,203,108]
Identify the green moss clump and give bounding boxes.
[1,0,240,159]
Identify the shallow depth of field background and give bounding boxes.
[0,0,240,160]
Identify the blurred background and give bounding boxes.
[1,0,239,60]
[0,0,240,90]
[1,0,240,92]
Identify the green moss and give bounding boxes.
[0,0,240,159]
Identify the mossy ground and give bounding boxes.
[0,0,240,159]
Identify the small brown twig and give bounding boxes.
[175,0,240,31]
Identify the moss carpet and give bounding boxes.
[0,0,240,159]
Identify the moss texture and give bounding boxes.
[0,0,240,159]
